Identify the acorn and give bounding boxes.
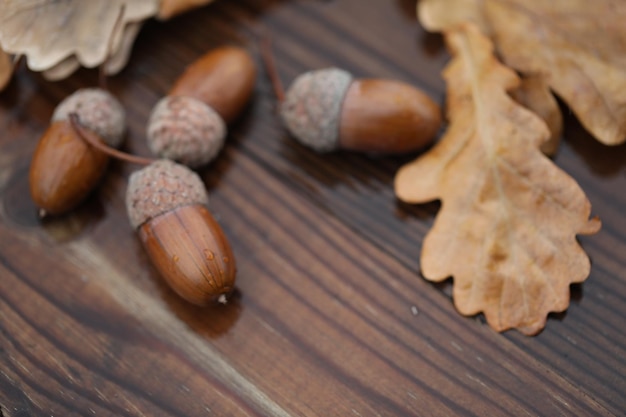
[260,39,442,154]
[126,159,236,305]
[29,88,126,216]
[146,46,256,167]
[280,68,442,154]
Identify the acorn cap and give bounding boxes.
[52,88,126,147]
[280,68,353,152]
[126,159,209,229]
[147,96,226,168]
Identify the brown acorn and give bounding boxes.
[126,159,236,305]
[146,46,256,167]
[29,120,109,216]
[280,68,442,154]
[259,38,442,154]
[29,88,126,216]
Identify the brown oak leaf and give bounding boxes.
[418,0,626,146]
[394,24,600,335]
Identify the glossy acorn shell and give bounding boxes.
[339,78,442,153]
[29,120,109,215]
[169,46,256,124]
[138,204,236,305]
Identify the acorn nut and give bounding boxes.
[280,68,442,154]
[126,159,236,305]
[29,88,126,216]
[146,46,256,167]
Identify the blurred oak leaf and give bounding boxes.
[0,1,159,72]
[394,24,600,335]
[418,0,626,146]
[40,19,146,81]
[42,55,81,81]
[0,0,221,86]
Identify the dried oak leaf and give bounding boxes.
[418,0,626,146]
[0,0,158,73]
[394,24,600,335]
[41,20,145,80]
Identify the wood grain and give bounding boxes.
[1,1,625,416]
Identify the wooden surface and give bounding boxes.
[1,1,625,416]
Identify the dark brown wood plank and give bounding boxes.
[0,1,624,416]
[0,147,615,416]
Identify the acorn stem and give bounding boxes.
[260,35,285,103]
[69,113,154,166]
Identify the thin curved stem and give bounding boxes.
[260,35,285,103]
[69,113,154,166]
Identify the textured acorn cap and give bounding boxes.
[147,96,227,168]
[126,159,209,229]
[280,68,353,152]
[52,88,126,147]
